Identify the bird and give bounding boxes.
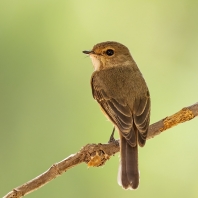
[83,41,150,190]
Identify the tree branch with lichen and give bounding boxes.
[3,102,198,198]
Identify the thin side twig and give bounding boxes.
[3,102,198,198]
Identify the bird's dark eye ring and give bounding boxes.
[106,49,114,56]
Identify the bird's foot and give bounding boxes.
[108,127,116,143]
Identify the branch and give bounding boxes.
[3,102,198,198]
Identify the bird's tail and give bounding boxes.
[117,135,139,189]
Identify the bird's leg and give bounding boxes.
[108,127,116,143]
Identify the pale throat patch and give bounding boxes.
[90,55,101,71]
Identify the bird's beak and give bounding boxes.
[82,50,94,54]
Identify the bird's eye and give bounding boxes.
[106,49,114,56]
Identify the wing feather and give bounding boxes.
[91,75,150,147]
[134,92,150,147]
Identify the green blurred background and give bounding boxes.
[1,1,198,197]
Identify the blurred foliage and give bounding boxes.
[0,1,198,198]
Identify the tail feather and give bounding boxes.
[126,142,139,189]
[118,135,129,188]
[118,135,139,189]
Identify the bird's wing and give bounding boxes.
[133,91,150,147]
[91,76,137,147]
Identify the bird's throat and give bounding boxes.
[90,55,101,71]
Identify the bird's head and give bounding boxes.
[83,41,133,71]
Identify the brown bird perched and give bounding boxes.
[83,41,150,190]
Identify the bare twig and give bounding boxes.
[3,102,198,198]
[147,102,198,139]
